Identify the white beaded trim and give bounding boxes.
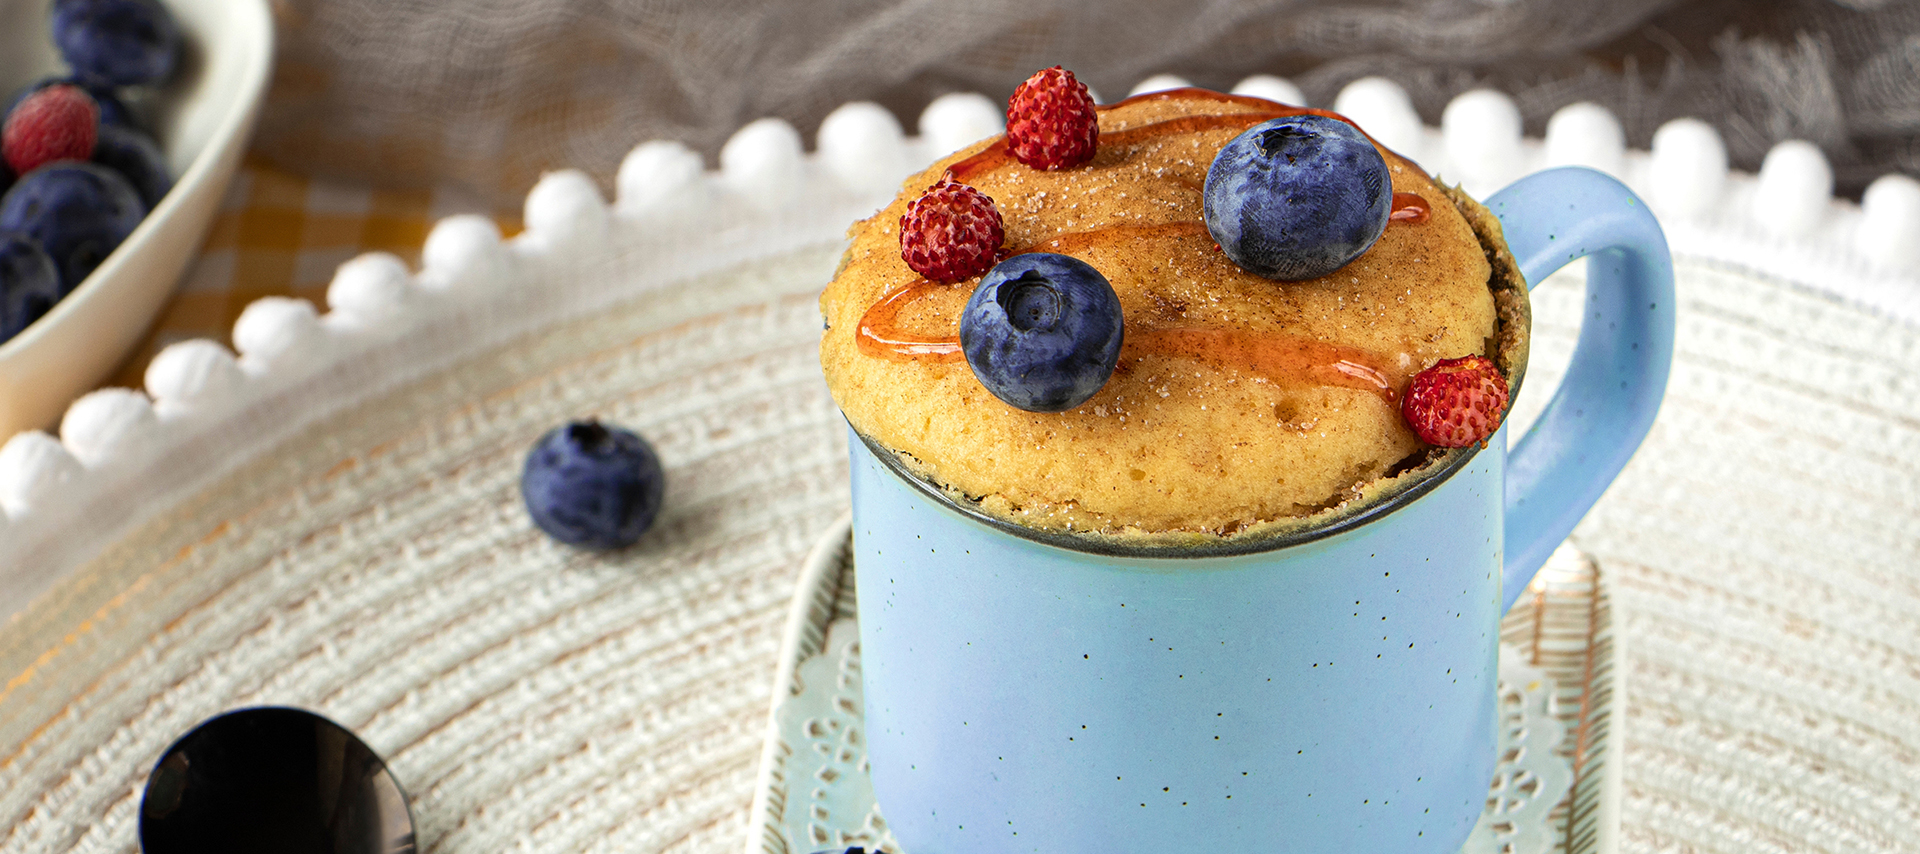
[2,73,1915,545]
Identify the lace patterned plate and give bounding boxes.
[748,517,1617,854]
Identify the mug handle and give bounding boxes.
[1486,167,1676,612]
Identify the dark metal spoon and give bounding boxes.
[139,706,416,854]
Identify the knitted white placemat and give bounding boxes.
[0,247,850,853]
[1523,257,1920,854]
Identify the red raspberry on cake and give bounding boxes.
[2,84,99,177]
[1006,66,1098,171]
[899,178,1004,283]
[1402,355,1510,448]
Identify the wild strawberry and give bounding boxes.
[2,84,99,177]
[1006,66,1098,171]
[1401,355,1509,447]
[899,178,1004,283]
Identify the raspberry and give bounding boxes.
[1006,66,1098,171]
[899,178,1004,283]
[1401,355,1510,448]
[2,84,99,177]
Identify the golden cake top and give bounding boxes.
[819,87,1528,547]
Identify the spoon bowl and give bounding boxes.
[139,707,415,854]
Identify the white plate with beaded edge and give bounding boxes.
[747,514,1621,854]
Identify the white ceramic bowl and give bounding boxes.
[0,0,273,438]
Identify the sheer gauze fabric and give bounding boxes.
[256,0,1920,207]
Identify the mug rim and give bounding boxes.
[853,425,1489,559]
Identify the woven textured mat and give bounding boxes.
[1,246,1917,853]
[0,248,848,853]
[1535,259,1920,853]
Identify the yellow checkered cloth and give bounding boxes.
[108,156,522,389]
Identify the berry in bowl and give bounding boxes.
[0,0,272,438]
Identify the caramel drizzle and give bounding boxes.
[1032,221,1209,255]
[856,279,1393,401]
[860,88,1432,401]
[1127,328,1393,401]
[1106,87,1306,112]
[947,88,1374,184]
[1389,192,1430,223]
[857,280,966,363]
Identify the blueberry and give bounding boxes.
[959,252,1123,413]
[52,0,181,87]
[93,123,171,208]
[1202,114,1392,281]
[6,77,137,129]
[0,233,61,342]
[89,85,138,130]
[0,162,145,292]
[521,420,666,549]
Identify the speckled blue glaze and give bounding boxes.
[847,167,1672,853]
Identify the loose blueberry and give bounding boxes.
[0,162,145,292]
[52,0,182,87]
[0,233,62,342]
[93,123,171,208]
[1202,114,1392,281]
[6,77,137,129]
[959,252,1123,413]
[521,420,666,549]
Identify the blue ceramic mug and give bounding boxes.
[846,167,1673,854]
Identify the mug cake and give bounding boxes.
[819,69,1529,547]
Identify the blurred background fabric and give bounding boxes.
[113,0,1920,395]
[252,0,1920,207]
